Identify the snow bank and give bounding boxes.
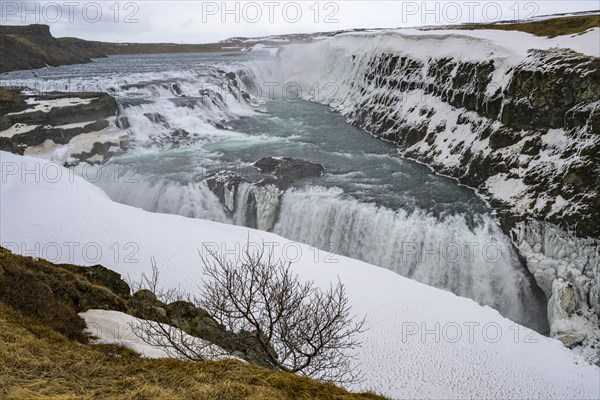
[1,151,599,399]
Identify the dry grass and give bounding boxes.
[449,14,600,37]
[0,304,384,400]
[0,248,386,400]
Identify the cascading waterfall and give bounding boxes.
[97,174,230,222]
[273,186,546,330]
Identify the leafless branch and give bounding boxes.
[198,241,366,384]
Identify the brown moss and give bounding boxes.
[0,87,27,119]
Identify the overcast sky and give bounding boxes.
[1,1,598,43]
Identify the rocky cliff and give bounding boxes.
[0,24,112,73]
[351,48,599,239]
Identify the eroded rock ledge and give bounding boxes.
[205,157,325,231]
[0,89,128,165]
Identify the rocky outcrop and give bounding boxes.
[0,24,112,73]
[344,49,600,240]
[0,247,276,367]
[0,90,127,165]
[126,289,274,366]
[205,157,325,230]
[253,156,325,189]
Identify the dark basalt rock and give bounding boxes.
[169,97,201,109]
[170,83,184,96]
[115,116,130,129]
[404,123,429,147]
[1,92,117,131]
[253,156,325,189]
[128,289,168,322]
[69,141,123,165]
[521,137,542,155]
[8,119,110,148]
[143,112,169,127]
[129,289,275,366]
[203,158,325,230]
[166,300,225,343]
[0,91,126,166]
[488,128,522,150]
[501,49,600,130]
[84,265,131,297]
[225,72,238,88]
[342,48,600,240]
[205,170,245,212]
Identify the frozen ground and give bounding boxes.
[1,151,599,399]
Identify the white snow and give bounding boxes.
[1,151,599,399]
[0,123,39,138]
[80,309,234,360]
[54,120,97,130]
[7,97,97,115]
[22,117,125,165]
[484,174,527,200]
[338,26,600,59]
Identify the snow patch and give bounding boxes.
[80,309,235,360]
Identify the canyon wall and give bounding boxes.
[276,30,600,362]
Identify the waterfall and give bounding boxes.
[96,174,230,223]
[94,170,547,330]
[273,186,548,331]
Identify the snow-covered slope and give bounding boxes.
[1,151,598,399]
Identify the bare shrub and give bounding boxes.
[198,242,366,384]
[127,257,189,304]
[128,315,228,361]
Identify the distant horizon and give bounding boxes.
[1,1,598,44]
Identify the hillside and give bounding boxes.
[0,247,383,400]
[0,24,112,73]
[443,13,600,36]
[0,24,234,73]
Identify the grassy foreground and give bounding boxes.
[0,249,385,400]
